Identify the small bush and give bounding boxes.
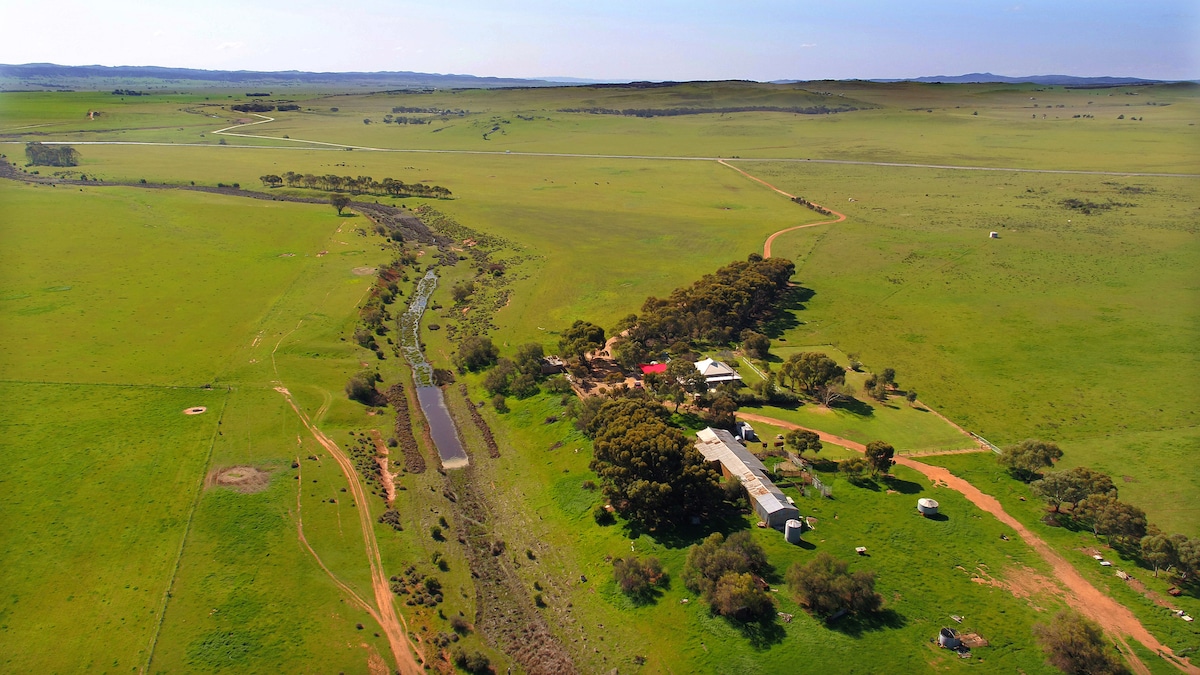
[452,648,490,674]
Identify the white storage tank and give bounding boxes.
[784,519,804,544]
[917,498,940,517]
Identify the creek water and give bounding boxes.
[399,269,468,468]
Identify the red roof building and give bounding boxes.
[639,363,668,375]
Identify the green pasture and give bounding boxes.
[0,382,222,673]
[456,388,1066,674]
[39,143,818,343]
[753,163,1198,533]
[0,180,351,385]
[0,180,434,672]
[3,81,1195,171]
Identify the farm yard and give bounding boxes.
[0,78,1196,674]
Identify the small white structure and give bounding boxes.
[938,627,962,649]
[695,427,798,527]
[784,519,804,544]
[917,498,940,516]
[694,358,743,385]
[989,231,999,239]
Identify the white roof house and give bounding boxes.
[694,358,742,385]
[695,427,798,528]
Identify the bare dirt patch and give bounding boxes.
[207,465,271,493]
[353,266,378,276]
[183,406,207,415]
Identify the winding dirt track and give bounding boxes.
[715,159,847,258]
[735,411,1195,674]
[276,387,422,675]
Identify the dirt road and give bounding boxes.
[276,387,423,675]
[734,411,1196,674]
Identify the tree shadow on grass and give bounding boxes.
[847,477,881,491]
[832,396,875,417]
[882,476,924,495]
[732,614,787,650]
[828,608,907,638]
[760,286,813,339]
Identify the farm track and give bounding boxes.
[716,159,848,258]
[275,386,423,675]
[733,411,1196,674]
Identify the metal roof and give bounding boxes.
[695,428,793,516]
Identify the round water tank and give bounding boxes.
[917,498,940,516]
[784,519,804,544]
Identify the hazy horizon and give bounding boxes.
[2,0,1195,82]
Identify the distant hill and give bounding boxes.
[873,73,1163,86]
[0,63,571,91]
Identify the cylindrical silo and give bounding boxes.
[917,498,940,516]
[784,519,804,544]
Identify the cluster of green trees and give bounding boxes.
[581,396,723,530]
[612,556,667,599]
[25,142,78,167]
[1033,611,1128,675]
[230,102,274,113]
[1011,442,1200,582]
[786,552,883,619]
[836,441,895,483]
[683,532,774,621]
[631,255,795,349]
[778,351,848,406]
[790,196,834,216]
[455,337,570,411]
[258,171,452,199]
[111,89,146,96]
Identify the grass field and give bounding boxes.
[1,79,1196,672]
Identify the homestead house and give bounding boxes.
[694,357,742,386]
[695,427,798,527]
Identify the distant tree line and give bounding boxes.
[245,92,271,97]
[111,89,146,96]
[25,142,78,167]
[262,171,451,199]
[791,196,833,216]
[392,106,468,115]
[230,102,299,113]
[558,105,862,118]
[382,115,432,125]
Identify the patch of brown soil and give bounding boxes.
[183,406,207,415]
[207,465,271,493]
[353,266,377,276]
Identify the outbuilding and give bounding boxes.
[695,427,798,527]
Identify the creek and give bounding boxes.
[399,268,468,468]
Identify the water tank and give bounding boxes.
[784,519,804,544]
[917,498,940,516]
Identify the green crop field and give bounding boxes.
[1,79,1196,673]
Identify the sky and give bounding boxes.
[2,0,1196,81]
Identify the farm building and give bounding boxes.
[694,358,742,385]
[695,427,799,527]
[639,363,668,376]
